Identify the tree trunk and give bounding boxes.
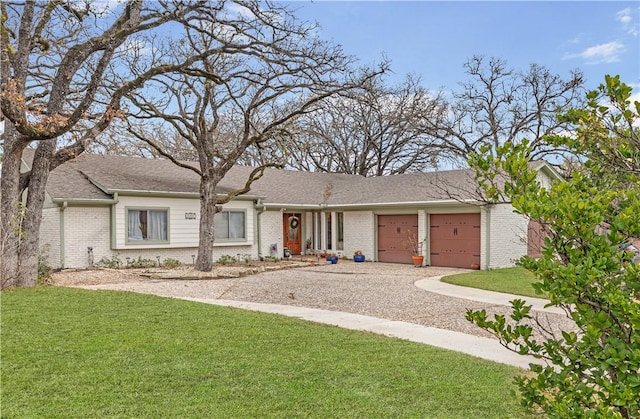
[0,123,54,288]
[194,176,220,271]
[0,128,26,289]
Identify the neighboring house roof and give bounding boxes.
[21,148,558,208]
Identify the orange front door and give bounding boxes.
[283,213,302,255]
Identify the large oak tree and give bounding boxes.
[1,1,361,286]
[123,2,385,271]
[1,1,214,288]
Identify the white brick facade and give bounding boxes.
[62,206,112,268]
[39,207,61,268]
[259,210,284,259]
[39,201,531,270]
[484,203,528,269]
[343,211,375,261]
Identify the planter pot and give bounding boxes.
[470,263,480,270]
[411,255,424,267]
[353,255,365,263]
[326,256,338,264]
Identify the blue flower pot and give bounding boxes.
[353,255,365,262]
[327,256,338,264]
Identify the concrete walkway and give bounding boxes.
[177,295,543,370]
[415,276,567,315]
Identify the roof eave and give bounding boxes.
[111,189,262,201]
[263,199,482,210]
[52,198,118,205]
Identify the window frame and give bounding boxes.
[214,209,248,243]
[125,207,170,244]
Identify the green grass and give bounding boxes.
[1,286,532,418]
[441,267,543,298]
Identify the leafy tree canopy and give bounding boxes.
[467,75,640,418]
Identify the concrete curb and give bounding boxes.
[177,297,541,369]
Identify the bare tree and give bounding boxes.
[432,56,585,166]
[123,1,386,271]
[89,122,199,160]
[260,74,447,176]
[0,1,260,288]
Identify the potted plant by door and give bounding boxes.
[402,229,425,267]
[353,250,365,262]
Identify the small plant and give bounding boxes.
[306,238,312,249]
[98,254,122,268]
[216,254,236,265]
[37,246,52,285]
[353,250,363,256]
[262,255,279,262]
[241,254,252,264]
[401,230,424,256]
[128,257,157,268]
[163,258,181,268]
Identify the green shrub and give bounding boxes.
[216,254,236,265]
[98,255,122,268]
[128,257,157,269]
[163,258,181,268]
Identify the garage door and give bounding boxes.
[430,213,480,268]
[377,214,418,263]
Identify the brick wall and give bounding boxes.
[63,206,111,268]
[39,207,61,269]
[259,210,283,259]
[343,211,375,261]
[486,203,528,268]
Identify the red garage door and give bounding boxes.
[377,214,418,263]
[430,213,480,268]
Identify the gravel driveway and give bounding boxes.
[69,262,575,338]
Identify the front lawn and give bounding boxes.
[441,267,542,298]
[1,287,532,418]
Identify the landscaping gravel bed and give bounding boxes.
[56,261,577,339]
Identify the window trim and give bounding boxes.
[125,206,170,245]
[214,209,248,243]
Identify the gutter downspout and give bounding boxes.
[59,201,67,269]
[110,192,119,249]
[255,199,266,260]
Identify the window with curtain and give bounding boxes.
[127,209,168,242]
[214,210,246,240]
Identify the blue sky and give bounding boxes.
[283,1,640,93]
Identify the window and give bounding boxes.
[214,210,246,240]
[127,208,168,242]
[337,212,344,251]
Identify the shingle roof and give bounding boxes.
[22,149,516,207]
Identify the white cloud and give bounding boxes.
[563,41,626,64]
[616,7,639,37]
